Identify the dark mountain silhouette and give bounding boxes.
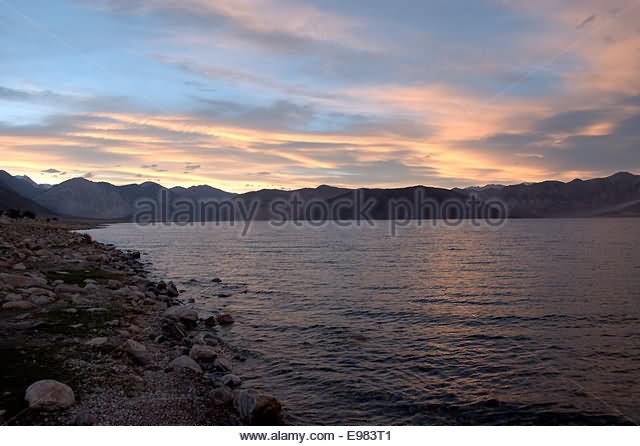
[171,185,233,202]
[471,172,640,217]
[35,178,132,219]
[1,168,639,219]
[32,179,236,219]
[233,185,351,220]
[0,181,51,214]
[0,170,43,199]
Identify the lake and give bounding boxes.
[84,218,640,425]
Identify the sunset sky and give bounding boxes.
[1,0,639,192]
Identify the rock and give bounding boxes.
[83,283,99,293]
[25,380,75,411]
[13,263,26,271]
[214,355,233,372]
[71,295,92,306]
[254,394,283,425]
[131,251,141,259]
[160,318,187,340]
[55,283,84,295]
[211,278,222,283]
[167,355,203,374]
[72,411,98,426]
[125,339,152,366]
[26,287,55,297]
[167,281,179,298]
[163,305,198,327]
[86,337,109,347]
[2,300,35,311]
[222,374,242,387]
[30,295,53,306]
[106,279,122,290]
[217,313,234,325]
[87,307,108,313]
[204,316,217,327]
[4,293,22,302]
[0,273,44,288]
[189,344,218,362]
[212,386,234,406]
[233,389,256,421]
[231,389,283,424]
[192,332,220,347]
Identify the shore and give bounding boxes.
[0,217,283,425]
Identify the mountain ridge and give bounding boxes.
[1,169,639,220]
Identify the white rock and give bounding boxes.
[25,380,75,411]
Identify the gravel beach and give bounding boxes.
[0,217,283,425]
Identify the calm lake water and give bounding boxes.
[85,219,640,425]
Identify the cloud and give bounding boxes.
[534,110,607,134]
[41,168,62,174]
[0,86,64,103]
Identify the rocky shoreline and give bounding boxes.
[0,218,283,425]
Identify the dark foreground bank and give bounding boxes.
[0,217,283,425]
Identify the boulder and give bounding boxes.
[167,355,203,374]
[254,394,284,425]
[216,313,234,325]
[25,380,75,411]
[167,281,179,298]
[26,287,55,297]
[222,374,242,388]
[163,305,198,327]
[55,283,84,295]
[12,263,26,271]
[189,344,218,363]
[232,389,283,424]
[0,273,44,289]
[125,339,152,366]
[213,355,233,372]
[106,279,122,290]
[160,318,188,340]
[30,295,54,306]
[4,293,22,302]
[233,389,256,421]
[211,386,233,406]
[2,300,35,311]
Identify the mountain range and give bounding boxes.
[0,169,639,220]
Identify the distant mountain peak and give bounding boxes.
[15,175,38,186]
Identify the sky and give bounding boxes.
[1,0,639,192]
